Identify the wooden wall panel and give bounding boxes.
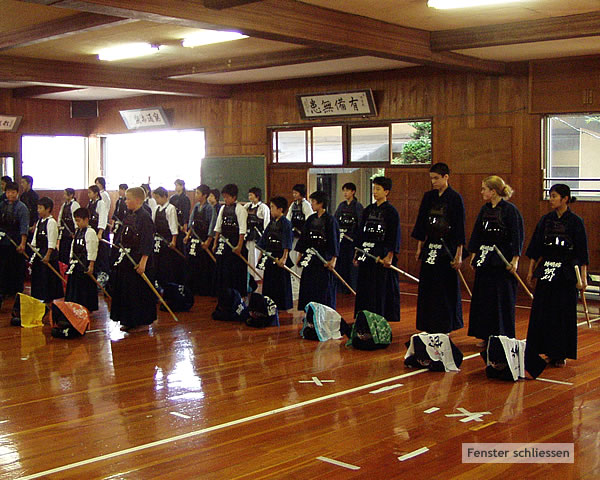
[450,127,512,174]
[2,65,598,275]
[529,56,600,114]
[267,167,308,202]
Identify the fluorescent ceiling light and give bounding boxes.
[182,30,248,48]
[428,0,525,8]
[98,43,160,61]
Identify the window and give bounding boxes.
[391,121,431,165]
[350,126,389,162]
[313,126,343,166]
[272,130,310,163]
[271,119,432,167]
[21,135,87,189]
[545,114,600,200]
[271,127,343,165]
[103,129,204,190]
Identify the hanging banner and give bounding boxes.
[296,89,377,119]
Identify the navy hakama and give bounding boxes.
[170,192,190,254]
[296,211,339,311]
[214,203,249,296]
[110,208,157,328]
[185,202,214,296]
[30,217,64,303]
[334,198,363,293]
[30,257,64,303]
[467,200,524,340]
[65,273,97,312]
[0,245,27,297]
[88,198,110,277]
[354,200,401,323]
[65,227,98,312]
[257,216,293,311]
[412,186,466,333]
[0,199,29,297]
[57,199,79,265]
[58,235,73,265]
[153,203,184,288]
[111,196,128,265]
[215,240,248,295]
[525,208,588,361]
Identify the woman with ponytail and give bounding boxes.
[525,184,588,367]
[468,176,524,348]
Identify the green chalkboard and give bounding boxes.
[201,156,266,200]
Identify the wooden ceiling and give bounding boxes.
[0,0,599,100]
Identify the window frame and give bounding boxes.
[542,113,600,201]
[269,117,433,168]
[99,128,205,190]
[21,134,88,190]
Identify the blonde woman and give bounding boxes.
[467,176,524,348]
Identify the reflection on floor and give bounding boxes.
[0,283,598,479]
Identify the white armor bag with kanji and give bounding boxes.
[405,332,460,372]
[487,336,526,381]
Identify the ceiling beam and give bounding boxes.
[21,0,505,74]
[0,12,133,51]
[202,0,265,9]
[154,48,356,78]
[12,85,84,98]
[0,55,232,98]
[431,10,600,51]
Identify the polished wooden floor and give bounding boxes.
[0,281,599,480]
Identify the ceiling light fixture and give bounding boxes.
[97,43,160,61]
[181,30,248,48]
[428,0,525,9]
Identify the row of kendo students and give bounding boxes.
[1,165,590,372]
[244,162,589,375]
[270,163,589,378]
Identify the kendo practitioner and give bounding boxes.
[353,176,401,323]
[30,197,64,304]
[0,175,12,202]
[152,186,184,287]
[95,176,111,214]
[206,188,221,244]
[141,184,157,217]
[87,185,110,278]
[295,190,339,311]
[0,182,29,307]
[57,188,80,265]
[20,175,39,233]
[111,184,129,240]
[245,187,270,282]
[212,183,248,297]
[286,184,313,296]
[525,184,588,368]
[183,184,214,296]
[65,207,99,312]
[412,163,466,334]
[334,182,364,293]
[170,179,191,252]
[110,186,157,333]
[256,196,293,311]
[110,184,129,265]
[468,176,524,348]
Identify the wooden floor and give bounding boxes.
[0,282,599,480]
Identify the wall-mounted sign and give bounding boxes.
[297,89,377,119]
[119,107,170,130]
[0,115,23,132]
